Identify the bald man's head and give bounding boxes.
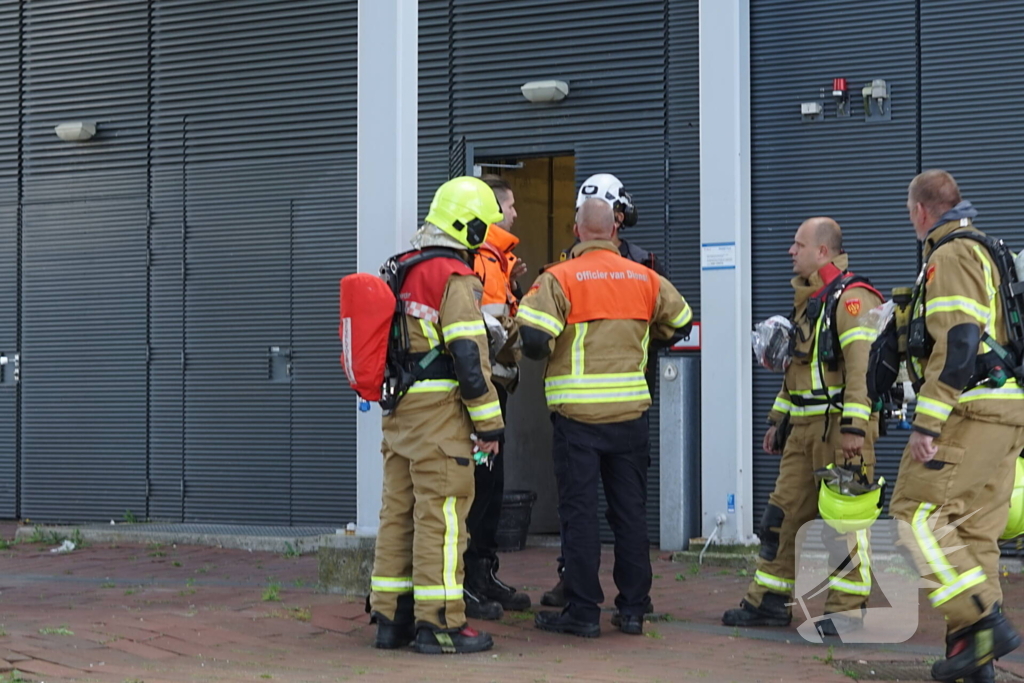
[574,198,615,241]
[789,217,843,279]
[808,216,843,254]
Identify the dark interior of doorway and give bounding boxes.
[476,155,575,534]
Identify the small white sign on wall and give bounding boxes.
[700,242,737,270]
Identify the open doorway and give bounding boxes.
[477,155,576,534]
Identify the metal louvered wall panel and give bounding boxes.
[20,2,149,521]
[750,0,919,525]
[151,0,357,524]
[419,0,452,220]
[440,1,679,544]
[0,1,18,517]
[921,2,1024,246]
[666,1,700,317]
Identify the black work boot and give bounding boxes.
[611,596,655,627]
[464,585,503,621]
[369,593,415,649]
[937,619,1002,683]
[478,558,531,611]
[721,593,792,628]
[816,608,865,638]
[932,609,1021,683]
[413,623,493,655]
[616,614,644,635]
[943,621,999,683]
[541,578,566,608]
[963,661,996,683]
[534,609,600,638]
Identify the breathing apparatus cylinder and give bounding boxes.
[892,287,913,354]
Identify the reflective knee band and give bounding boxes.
[754,570,795,594]
[372,576,414,593]
[828,529,872,596]
[414,496,464,602]
[912,502,987,607]
[758,504,784,561]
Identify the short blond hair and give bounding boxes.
[909,170,961,216]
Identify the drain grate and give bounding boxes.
[85,524,337,538]
[834,660,1023,681]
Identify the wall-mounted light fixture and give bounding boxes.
[54,122,96,142]
[520,80,569,103]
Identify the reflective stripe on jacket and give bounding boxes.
[516,240,692,424]
[767,254,883,436]
[909,220,1024,435]
[397,251,504,437]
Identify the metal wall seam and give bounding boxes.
[921,1,1024,245]
[0,0,21,517]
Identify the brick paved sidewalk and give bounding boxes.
[0,523,1023,682]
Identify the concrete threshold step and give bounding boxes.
[14,523,338,555]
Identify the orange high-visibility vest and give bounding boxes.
[547,248,660,323]
[473,224,520,317]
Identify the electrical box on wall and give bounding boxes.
[800,101,824,122]
[863,79,891,123]
[799,77,892,123]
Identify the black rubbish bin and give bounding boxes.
[495,490,537,552]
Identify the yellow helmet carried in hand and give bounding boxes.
[425,176,504,249]
[817,463,887,533]
[1000,457,1024,540]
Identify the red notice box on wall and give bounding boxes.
[671,321,700,351]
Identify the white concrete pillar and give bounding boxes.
[355,0,418,535]
[698,0,755,543]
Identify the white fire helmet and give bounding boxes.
[575,173,638,227]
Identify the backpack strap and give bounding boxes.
[379,248,469,414]
[925,230,1024,382]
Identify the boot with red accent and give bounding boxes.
[413,623,494,655]
[932,609,1020,683]
[939,627,996,683]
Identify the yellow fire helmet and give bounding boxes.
[817,463,887,533]
[1000,457,1024,540]
[424,176,504,250]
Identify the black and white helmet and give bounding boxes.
[575,173,638,227]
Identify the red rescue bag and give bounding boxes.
[339,273,394,401]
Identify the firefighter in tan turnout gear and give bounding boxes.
[517,198,693,638]
[723,217,883,636]
[890,171,1024,683]
[368,177,505,655]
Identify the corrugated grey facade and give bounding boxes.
[4,0,358,524]
[0,0,701,533]
[14,0,1022,543]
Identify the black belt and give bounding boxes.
[405,352,456,381]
